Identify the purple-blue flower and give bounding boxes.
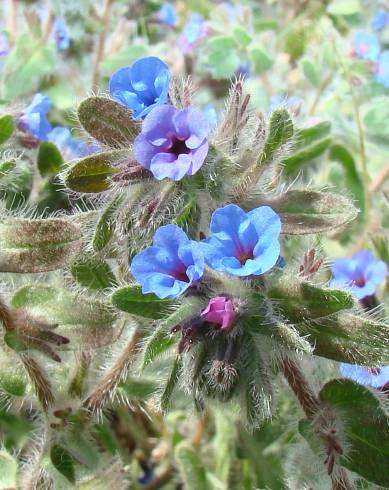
[339,363,389,389]
[178,13,207,53]
[354,31,380,61]
[371,9,389,31]
[375,50,389,87]
[330,250,388,300]
[0,31,9,56]
[269,95,302,113]
[52,17,70,50]
[48,126,93,159]
[131,224,204,299]
[133,105,209,181]
[109,56,170,119]
[199,204,281,277]
[158,3,178,26]
[18,94,52,141]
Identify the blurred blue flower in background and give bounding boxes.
[354,31,380,61]
[109,56,170,119]
[371,8,389,31]
[178,13,207,53]
[158,3,178,27]
[52,17,70,50]
[375,50,389,87]
[221,2,242,22]
[48,126,94,158]
[131,224,204,299]
[269,95,302,113]
[134,105,209,181]
[203,104,218,129]
[330,250,387,300]
[18,94,52,140]
[199,204,281,277]
[339,363,389,389]
[0,31,9,56]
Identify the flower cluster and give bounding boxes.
[131,204,282,299]
[330,250,387,300]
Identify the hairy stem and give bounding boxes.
[92,0,113,88]
[21,354,55,411]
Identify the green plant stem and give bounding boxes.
[7,0,17,46]
[92,0,113,89]
[308,71,333,116]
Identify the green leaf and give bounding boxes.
[327,0,361,15]
[297,122,331,147]
[37,141,64,177]
[253,19,278,31]
[12,285,117,348]
[0,114,15,144]
[175,442,210,490]
[284,27,306,60]
[0,218,82,273]
[0,366,27,396]
[258,108,294,169]
[329,144,364,212]
[257,190,359,234]
[0,159,16,179]
[283,137,331,175]
[233,27,251,47]
[71,257,117,290]
[3,331,27,353]
[111,286,178,319]
[161,356,182,412]
[319,379,389,487]
[0,450,18,488]
[119,377,158,400]
[50,444,75,483]
[93,193,124,251]
[248,47,273,74]
[301,60,320,88]
[64,150,126,193]
[78,96,140,147]
[202,36,241,79]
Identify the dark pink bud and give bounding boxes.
[200,296,236,330]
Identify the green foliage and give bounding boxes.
[50,444,76,483]
[0,450,18,488]
[71,256,117,290]
[92,193,124,251]
[0,115,15,144]
[37,141,64,177]
[258,108,294,169]
[175,442,210,490]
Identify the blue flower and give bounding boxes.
[199,204,281,277]
[203,104,218,130]
[109,56,170,119]
[52,18,70,50]
[375,50,389,87]
[131,224,204,299]
[330,250,388,300]
[269,95,302,113]
[178,13,207,53]
[372,9,389,31]
[354,31,380,61]
[158,3,178,26]
[339,363,389,389]
[48,126,93,158]
[133,105,209,181]
[18,94,52,141]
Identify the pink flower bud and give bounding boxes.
[200,296,236,330]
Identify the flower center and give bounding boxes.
[175,266,190,282]
[239,251,254,265]
[169,137,191,156]
[353,276,366,287]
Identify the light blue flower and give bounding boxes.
[203,104,218,130]
[354,31,380,61]
[371,8,389,31]
[158,4,178,26]
[339,363,389,389]
[48,126,94,158]
[52,17,70,50]
[178,13,207,53]
[199,204,281,277]
[131,224,204,299]
[0,31,9,56]
[330,250,387,300]
[375,50,389,87]
[109,56,170,119]
[269,95,302,113]
[18,94,52,141]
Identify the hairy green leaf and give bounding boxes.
[0,366,27,396]
[0,218,82,272]
[0,115,15,144]
[37,141,64,177]
[50,444,75,483]
[0,159,16,179]
[0,450,18,488]
[258,108,294,169]
[161,356,182,412]
[175,442,210,490]
[319,379,389,487]
[257,190,359,234]
[119,377,158,400]
[78,96,140,147]
[93,193,124,251]
[64,150,126,193]
[283,138,331,175]
[71,257,117,290]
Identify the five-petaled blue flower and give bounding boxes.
[330,250,388,300]
[375,50,389,87]
[109,56,170,119]
[52,18,70,50]
[354,31,380,61]
[339,363,389,389]
[131,224,204,299]
[133,105,209,181]
[18,93,52,141]
[372,8,389,31]
[158,3,178,26]
[199,204,281,277]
